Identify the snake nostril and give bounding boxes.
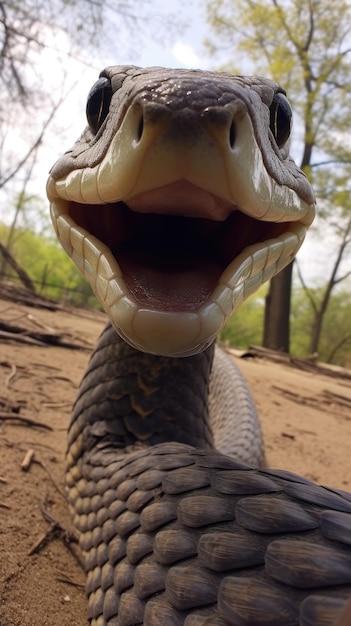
[229,120,236,149]
[137,112,144,143]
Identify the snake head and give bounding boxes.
[47,66,315,357]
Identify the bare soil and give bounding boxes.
[0,296,350,625]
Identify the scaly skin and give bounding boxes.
[47,66,350,625]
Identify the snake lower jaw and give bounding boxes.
[49,194,305,356]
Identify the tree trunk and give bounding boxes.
[263,263,293,352]
[0,242,35,292]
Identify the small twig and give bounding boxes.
[27,522,58,556]
[281,432,296,440]
[55,574,85,589]
[0,321,92,351]
[0,502,11,509]
[41,506,60,526]
[0,330,46,346]
[45,375,78,386]
[21,449,35,471]
[28,506,78,557]
[272,385,308,406]
[31,362,61,372]
[0,308,28,322]
[0,412,53,431]
[272,385,348,420]
[5,363,17,388]
[33,458,66,500]
[322,389,351,408]
[26,313,55,333]
[42,505,83,569]
[41,401,73,410]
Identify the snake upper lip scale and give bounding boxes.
[47,65,315,357]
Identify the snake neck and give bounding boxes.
[67,324,215,466]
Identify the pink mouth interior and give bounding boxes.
[69,201,286,312]
[118,248,222,311]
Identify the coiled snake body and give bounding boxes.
[47,66,351,625]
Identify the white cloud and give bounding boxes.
[171,41,206,69]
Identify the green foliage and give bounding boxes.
[219,287,266,348]
[220,283,351,368]
[204,0,351,170]
[0,223,99,309]
[289,287,316,356]
[321,292,351,367]
[291,286,351,367]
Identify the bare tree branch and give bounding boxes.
[327,333,351,364]
[0,99,61,189]
[295,259,318,315]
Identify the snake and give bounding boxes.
[46,66,351,625]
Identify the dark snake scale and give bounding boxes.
[47,66,351,625]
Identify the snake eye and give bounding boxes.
[86,77,113,134]
[269,92,292,148]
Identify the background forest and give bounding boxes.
[1,0,351,366]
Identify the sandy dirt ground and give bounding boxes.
[0,295,350,626]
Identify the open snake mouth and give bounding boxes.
[49,171,309,356]
[69,194,286,314]
[48,161,312,356]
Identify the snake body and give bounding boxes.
[46,66,351,625]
